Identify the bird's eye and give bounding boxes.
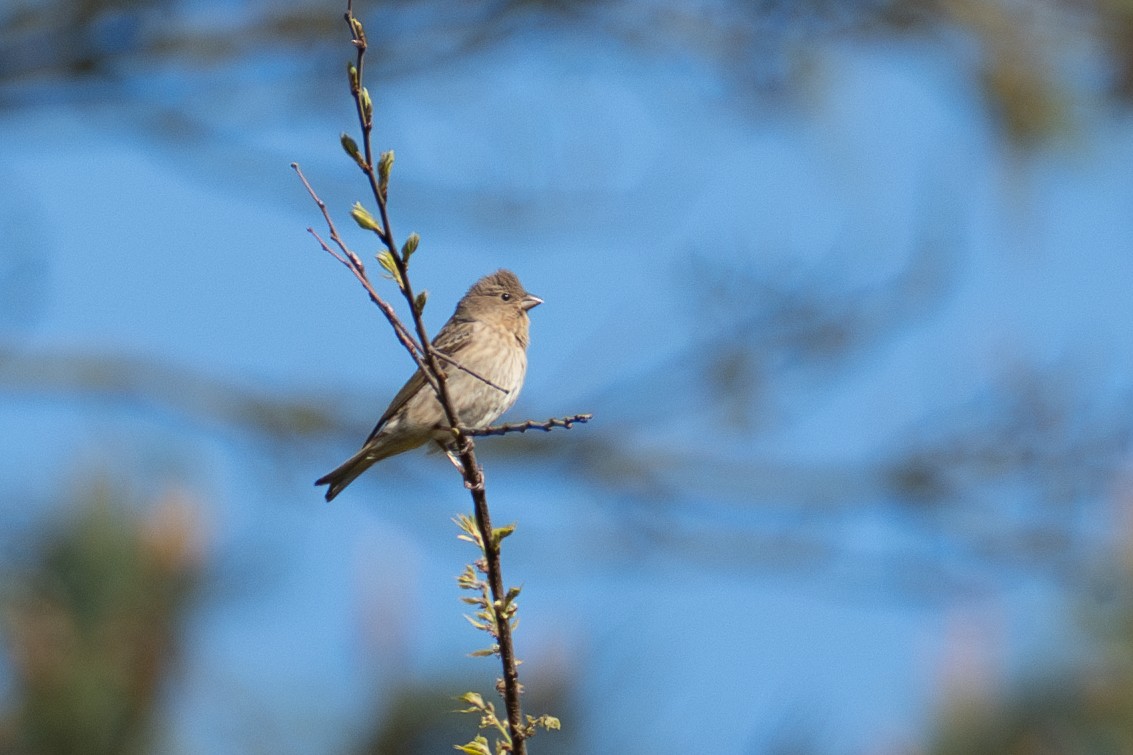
[500,293,512,301]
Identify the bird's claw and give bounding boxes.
[435,440,465,474]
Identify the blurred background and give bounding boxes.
[2,0,1133,752]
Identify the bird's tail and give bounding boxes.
[316,447,377,502]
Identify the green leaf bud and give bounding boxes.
[376,250,403,288]
[350,201,382,233]
[402,232,420,260]
[378,150,394,197]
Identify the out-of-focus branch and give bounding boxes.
[4,0,1128,158]
[0,345,354,445]
[1,343,1122,596]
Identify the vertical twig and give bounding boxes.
[341,5,528,750]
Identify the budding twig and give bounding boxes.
[296,7,589,752]
[337,7,532,752]
[292,162,441,398]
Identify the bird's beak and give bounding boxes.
[521,294,543,311]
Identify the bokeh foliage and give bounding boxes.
[0,484,201,755]
[2,0,1133,752]
[924,539,1133,754]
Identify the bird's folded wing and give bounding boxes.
[362,316,475,443]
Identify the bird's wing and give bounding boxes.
[430,314,476,356]
[362,316,475,444]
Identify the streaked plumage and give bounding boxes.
[317,270,541,501]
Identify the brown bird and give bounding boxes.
[317,269,542,501]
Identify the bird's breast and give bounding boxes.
[445,323,527,429]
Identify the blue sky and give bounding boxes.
[3,5,1133,753]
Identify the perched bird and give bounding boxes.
[317,269,542,501]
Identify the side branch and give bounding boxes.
[464,414,593,437]
[291,162,441,397]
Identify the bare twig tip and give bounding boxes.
[463,414,593,438]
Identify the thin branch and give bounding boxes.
[465,414,593,437]
[291,164,360,264]
[433,351,512,395]
[340,7,530,751]
[296,169,507,396]
[299,7,586,750]
[304,227,348,265]
[292,162,442,398]
[343,19,455,422]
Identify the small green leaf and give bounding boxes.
[531,714,561,731]
[360,87,373,125]
[340,132,360,158]
[402,232,420,260]
[491,523,516,548]
[463,614,488,631]
[378,150,395,197]
[340,133,366,169]
[457,564,480,590]
[454,736,491,755]
[346,62,359,91]
[468,645,499,657]
[454,514,482,547]
[350,202,382,233]
[348,15,365,43]
[414,290,427,316]
[458,691,486,708]
[376,250,403,288]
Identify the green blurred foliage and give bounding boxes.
[923,542,1133,755]
[0,484,202,755]
[0,479,577,754]
[3,0,1132,148]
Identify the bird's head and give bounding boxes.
[457,269,542,345]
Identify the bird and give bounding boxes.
[316,269,542,501]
